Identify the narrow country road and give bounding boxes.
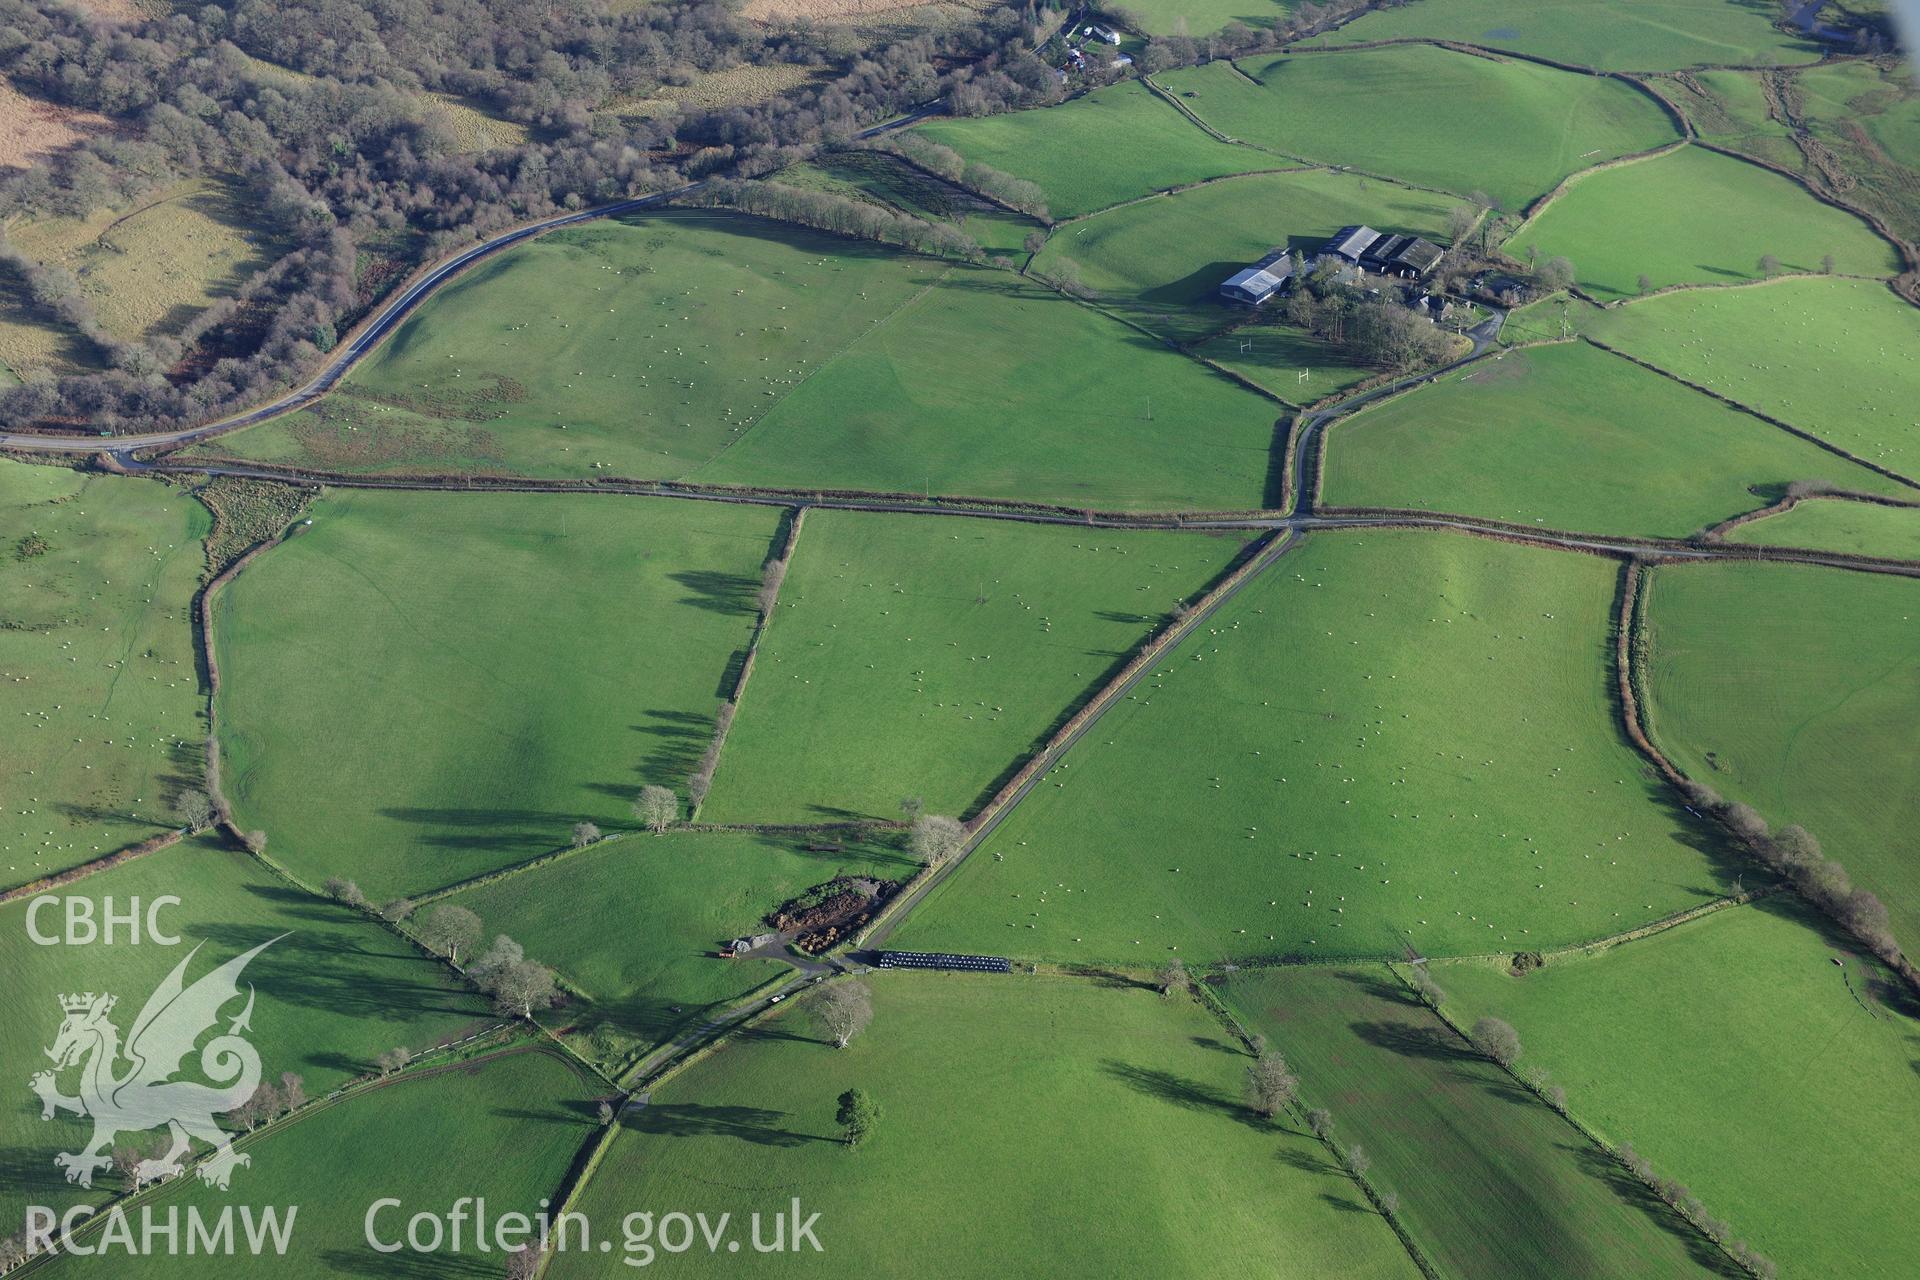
[1290,305,1507,516]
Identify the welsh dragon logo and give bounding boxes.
[30,937,283,1191]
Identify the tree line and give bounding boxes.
[1681,781,1912,983]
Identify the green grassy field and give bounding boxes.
[443,828,917,1069]
[1159,47,1679,212]
[1,835,486,1227]
[1510,144,1898,298]
[1223,966,1720,1279]
[0,460,208,888]
[1312,0,1822,71]
[690,269,1283,511]
[893,530,1734,964]
[1579,276,1920,479]
[702,511,1254,823]
[1321,341,1910,535]
[552,972,1422,1279]
[1724,496,1920,559]
[912,80,1277,218]
[1119,0,1299,33]
[1440,899,1920,1279]
[216,489,778,900]
[57,1047,597,1278]
[1033,168,1463,341]
[1640,560,1920,950]
[194,210,949,480]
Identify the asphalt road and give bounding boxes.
[1290,306,1507,516]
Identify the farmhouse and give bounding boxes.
[1219,248,1296,305]
[1323,225,1445,280]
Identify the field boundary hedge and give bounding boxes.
[1393,958,1778,1278]
[1139,74,1242,146]
[1703,488,1920,543]
[1624,560,1920,991]
[196,521,301,834]
[1198,969,1444,1279]
[1507,139,1691,231]
[856,528,1297,950]
[0,829,186,905]
[1047,164,1316,227]
[691,507,804,820]
[958,529,1287,839]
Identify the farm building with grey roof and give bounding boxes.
[1324,225,1446,279]
[1219,248,1297,305]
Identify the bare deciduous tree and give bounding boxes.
[228,1083,279,1132]
[1471,1016,1522,1067]
[571,821,602,848]
[908,814,966,868]
[473,936,560,1018]
[1158,958,1190,999]
[633,785,678,835]
[816,980,875,1050]
[1406,962,1445,1010]
[505,1242,548,1279]
[418,904,483,966]
[172,789,215,832]
[111,1143,149,1188]
[1246,1050,1298,1118]
[756,556,789,615]
[376,1048,409,1076]
[1,1234,28,1271]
